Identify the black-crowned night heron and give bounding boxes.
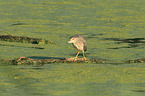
[67,34,87,60]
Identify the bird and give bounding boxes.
[67,34,87,60]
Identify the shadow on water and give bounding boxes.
[19,67,45,70]
[103,38,145,49]
[132,90,145,92]
[65,33,104,39]
[28,56,62,59]
[0,44,44,49]
[10,22,27,26]
[83,33,104,39]
[104,38,145,43]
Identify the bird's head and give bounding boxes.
[67,37,75,43]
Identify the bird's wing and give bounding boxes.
[83,40,87,51]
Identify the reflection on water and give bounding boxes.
[0,63,145,96]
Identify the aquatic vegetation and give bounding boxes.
[0,35,55,44]
[0,0,145,96]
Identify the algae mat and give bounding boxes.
[0,63,145,96]
[0,0,145,96]
[0,0,145,61]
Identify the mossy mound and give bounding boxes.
[1,57,145,65]
[0,35,55,44]
[127,58,145,63]
[0,57,108,65]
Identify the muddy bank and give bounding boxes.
[127,58,145,63]
[0,57,107,65]
[1,56,145,65]
[0,35,55,44]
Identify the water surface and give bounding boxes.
[0,0,145,95]
[0,0,145,61]
[0,63,145,96]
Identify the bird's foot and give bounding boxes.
[69,57,78,61]
[73,57,78,61]
[82,57,87,60]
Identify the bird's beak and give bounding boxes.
[67,40,71,43]
[67,40,72,43]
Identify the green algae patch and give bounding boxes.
[7,63,144,96]
[0,35,55,44]
[0,59,14,65]
[0,57,107,65]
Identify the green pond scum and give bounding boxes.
[0,0,145,96]
[0,64,145,96]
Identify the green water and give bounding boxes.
[0,0,145,95]
[0,64,145,96]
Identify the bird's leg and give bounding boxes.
[71,51,79,61]
[69,51,79,61]
[75,51,80,59]
[82,50,86,60]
